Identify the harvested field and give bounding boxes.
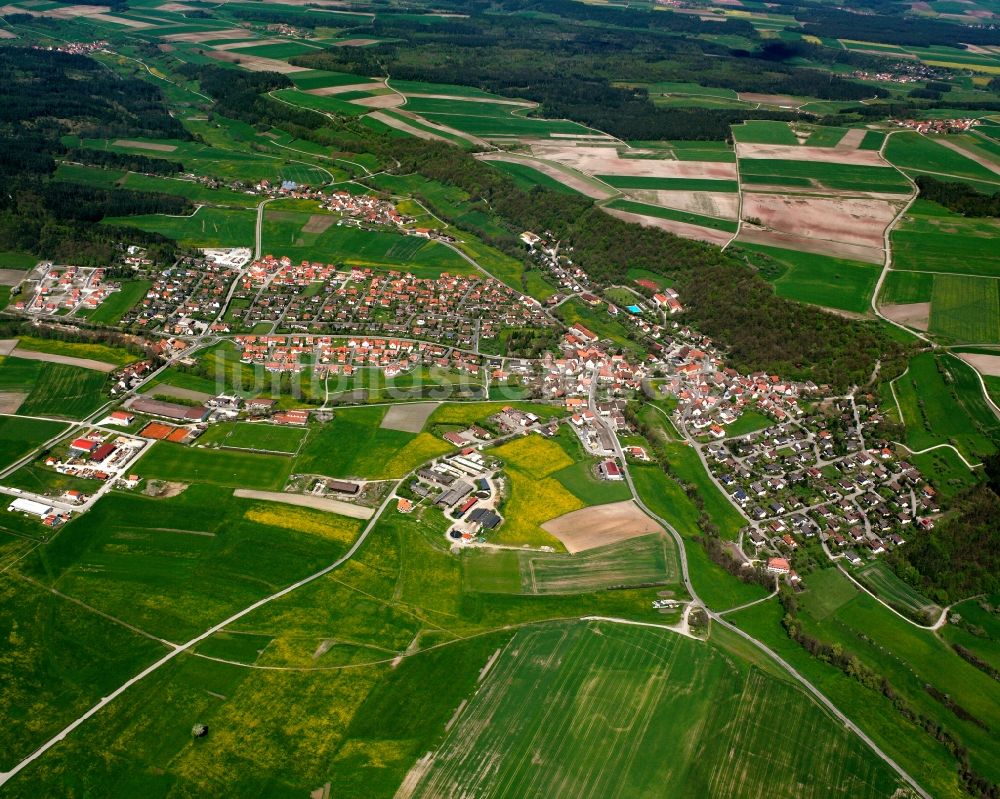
[882,302,931,331]
[0,29,16,38]
[113,139,176,153]
[739,93,803,107]
[162,28,251,43]
[476,153,615,199]
[0,339,17,356]
[935,138,1000,177]
[737,228,884,264]
[395,111,490,147]
[530,143,738,180]
[541,499,664,553]
[233,489,373,520]
[624,189,739,219]
[156,2,196,9]
[205,50,307,73]
[379,401,437,433]
[212,39,285,51]
[406,93,534,107]
[87,12,152,27]
[367,111,452,143]
[604,207,733,247]
[305,82,386,96]
[147,384,213,403]
[741,193,897,249]
[11,347,117,373]
[837,128,867,149]
[736,142,886,165]
[957,352,1000,377]
[334,38,380,46]
[0,391,26,414]
[351,93,405,108]
[301,214,336,234]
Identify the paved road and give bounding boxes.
[585,368,932,799]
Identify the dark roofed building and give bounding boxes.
[131,398,209,422]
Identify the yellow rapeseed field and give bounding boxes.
[245,505,360,544]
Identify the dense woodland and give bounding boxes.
[291,11,888,140]
[889,481,1000,603]
[0,47,186,264]
[916,176,1000,217]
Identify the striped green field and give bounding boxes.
[929,274,1000,343]
[856,561,939,618]
[411,620,904,799]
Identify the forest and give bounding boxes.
[889,484,1000,603]
[291,10,885,141]
[0,47,187,265]
[916,176,1000,217]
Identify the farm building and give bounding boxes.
[70,438,98,454]
[327,479,359,495]
[8,498,55,518]
[90,443,116,464]
[598,460,623,481]
[131,398,209,422]
[467,507,502,530]
[436,481,474,508]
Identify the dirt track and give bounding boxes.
[12,347,118,373]
[233,489,374,520]
[542,500,664,554]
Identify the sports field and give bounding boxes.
[411,620,903,799]
[137,441,293,489]
[201,421,308,454]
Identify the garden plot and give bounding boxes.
[740,194,898,263]
[541,500,664,553]
[530,143,738,180]
[736,142,887,165]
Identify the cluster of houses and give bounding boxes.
[322,191,412,227]
[33,41,107,55]
[893,117,979,134]
[698,397,936,570]
[12,264,118,318]
[231,334,484,379]
[220,260,554,346]
[123,254,245,334]
[521,230,596,293]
